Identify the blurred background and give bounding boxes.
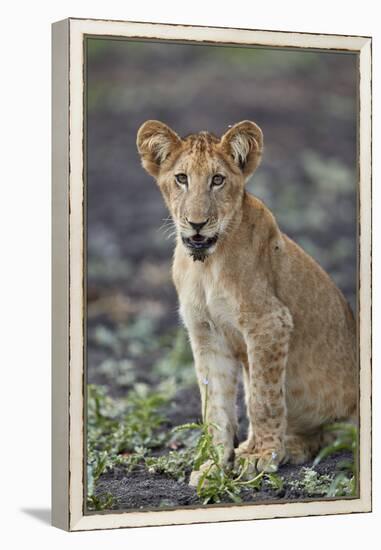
[86,37,357,402]
[85,38,358,509]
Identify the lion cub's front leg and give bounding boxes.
[237,307,293,473]
[186,323,239,487]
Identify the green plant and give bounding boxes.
[153,328,196,388]
[97,358,136,387]
[265,472,284,491]
[313,422,358,497]
[144,448,195,483]
[87,492,118,512]
[172,381,282,504]
[173,420,262,504]
[86,383,171,510]
[90,315,159,361]
[289,467,333,496]
[196,458,266,505]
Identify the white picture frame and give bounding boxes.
[52,17,372,531]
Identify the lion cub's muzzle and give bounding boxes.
[180,217,219,260]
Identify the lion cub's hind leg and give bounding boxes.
[284,432,322,465]
[236,431,324,476]
[284,427,339,464]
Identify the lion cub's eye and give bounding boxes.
[211,174,225,187]
[175,173,188,186]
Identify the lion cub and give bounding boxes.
[137,120,357,485]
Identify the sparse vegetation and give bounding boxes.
[313,423,358,497]
[288,467,334,496]
[153,329,196,388]
[144,448,195,483]
[86,383,172,510]
[284,423,358,500]
[169,386,284,505]
[87,381,287,507]
[87,382,359,508]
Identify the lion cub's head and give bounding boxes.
[137,120,263,261]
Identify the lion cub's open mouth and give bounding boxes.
[181,234,219,261]
[182,234,218,250]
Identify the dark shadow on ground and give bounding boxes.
[21,508,51,525]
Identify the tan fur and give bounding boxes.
[137,120,357,484]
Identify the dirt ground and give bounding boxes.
[95,452,353,511]
[93,386,354,510]
[86,40,358,510]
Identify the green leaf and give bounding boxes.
[265,473,284,490]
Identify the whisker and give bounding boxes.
[157,219,176,234]
[165,230,177,240]
[162,227,177,238]
[158,219,174,227]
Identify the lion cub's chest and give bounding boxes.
[203,279,235,327]
[182,265,238,330]
[177,261,246,359]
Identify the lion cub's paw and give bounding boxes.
[189,459,234,488]
[235,438,255,457]
[256,451,283,473]
[234,448,284,477]
[188,460,215,488]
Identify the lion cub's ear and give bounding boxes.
[137,120,182,177]
[220,121,263,177]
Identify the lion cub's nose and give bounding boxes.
[187,219,209,232]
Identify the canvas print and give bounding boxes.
[85,38,358,513]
